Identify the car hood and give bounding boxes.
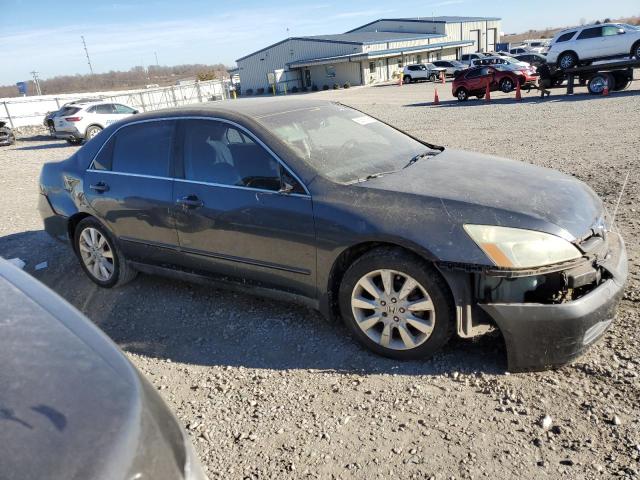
[360,149,603,240]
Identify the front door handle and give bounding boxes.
[90,182,109,193]
[176,195,204,210]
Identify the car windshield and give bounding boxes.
[256,103,434,183]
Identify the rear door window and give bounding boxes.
[95,104,116,114]
[114,104,136,114]
[111,121,175,177]
[577,27,603,40]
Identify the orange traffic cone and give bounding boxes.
[441,71,445,84]
[515,80,522,101]
[434,87,440,105]
[485,80,491,102]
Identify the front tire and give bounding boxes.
[338,248,454,360]
[587,73,613,95]
[74,217,137,288]
[403,75,412,84]
[631,41,640,59]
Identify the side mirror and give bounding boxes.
[279,180,294,194]
[132,110,139,114]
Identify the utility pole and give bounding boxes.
[81,35,94,74]
[30,71,42,96]
[154,52,159,67]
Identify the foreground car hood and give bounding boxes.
[362,149,603,240]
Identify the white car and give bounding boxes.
[402,63,447,83]
[546,23,640,69]
[432,60,467,76]
[54,101,138,145]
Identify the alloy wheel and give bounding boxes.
[559,54,575,69]
[350,269,435,350]
[78,227,114,281]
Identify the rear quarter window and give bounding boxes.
[556,31,577,42]
[110,121,175,177]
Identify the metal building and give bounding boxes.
[235,16,501,92]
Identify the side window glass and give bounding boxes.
[92,137,114,171]
[182,120,281,191]
[557,32,576,42]
[96,104,115,114]
[602,26,620,36]
[114,104,136,114]
[577,27,602,40]
[112,121,174,176]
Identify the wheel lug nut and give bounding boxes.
[399,308,405,313]
[380,301,386,306]
[382,312,388,317]
[391,298,397,303]
[393,316,399,322]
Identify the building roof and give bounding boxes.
[236,31,444,62]
[346,16,501,32]
[302,31,444,44]
[287,39,475,68]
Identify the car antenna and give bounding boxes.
[610,166,631,232]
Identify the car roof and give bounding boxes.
[0,257,147,479]
[118,97,337,124]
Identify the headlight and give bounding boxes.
[464,225,582,268]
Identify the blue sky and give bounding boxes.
[1,0,638,85]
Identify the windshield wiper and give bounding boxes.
[403,150,441,169]
[347,170,398,184]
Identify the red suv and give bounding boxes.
[452,66,535,101]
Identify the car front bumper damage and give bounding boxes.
[480,231,627,372]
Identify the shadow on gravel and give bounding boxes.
[406,88,640,108]
[16,135,57,142]
[0,229,508,376]
[15,143,70,151]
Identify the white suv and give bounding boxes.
[402,63,447,83]
[546,23,640,69]
[54,101,138,144]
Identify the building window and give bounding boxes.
[369,62,376,73]
[416,55,422,64]
[325,65,336,78]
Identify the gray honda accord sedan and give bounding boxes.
[38,98,627,371]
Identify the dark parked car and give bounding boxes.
[514,53,548,67]
[0,119,15,146]
[0,257,207,480]
[38,98,627,371]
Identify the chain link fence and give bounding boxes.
[1,79,229,129]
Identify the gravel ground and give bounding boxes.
[1,81,639,480]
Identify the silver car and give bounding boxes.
[432,60,467,76]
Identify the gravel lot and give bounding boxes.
[1,81,639,479]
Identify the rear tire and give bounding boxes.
[632,41,640,59]
[587,73,613,95]
[74,217,137,288]
[456,88,469,101]
[499,77,515,93]
[338,247,454,361]
[85,125,103,140]
[557,51,578,70]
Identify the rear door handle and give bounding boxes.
[90,182,109,193]
[176,195,204,209]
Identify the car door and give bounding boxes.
[84,120,180,262]
[574,26,604,59]
[171,118,316,297]
[94,103,121,129]
[601,25,626,56]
